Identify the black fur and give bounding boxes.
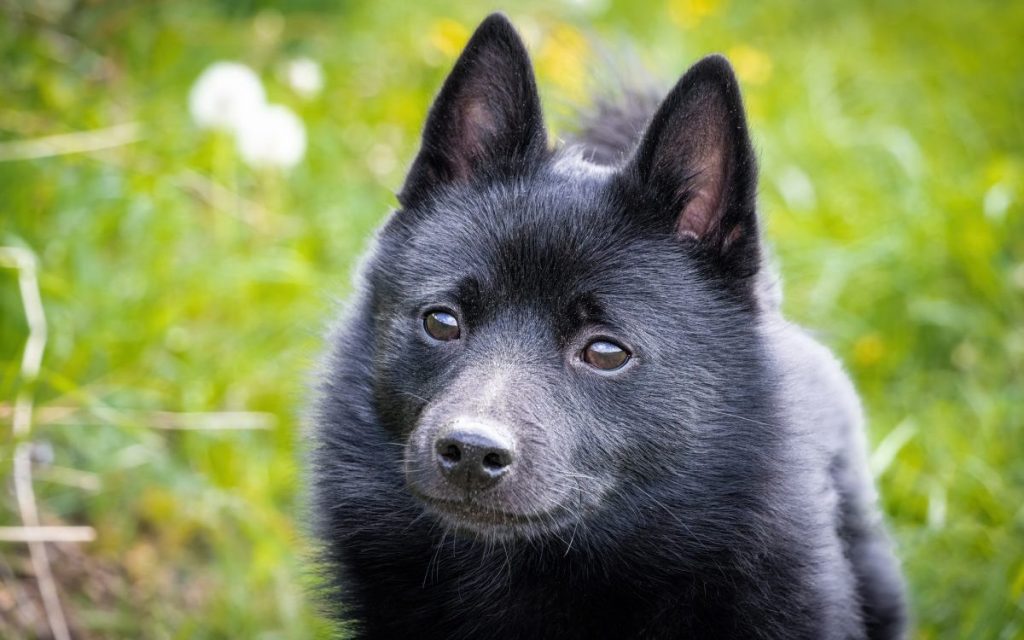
[310,13,906,639]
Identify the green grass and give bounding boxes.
[1,1,1022,638]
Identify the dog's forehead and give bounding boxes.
[406,180,663,300]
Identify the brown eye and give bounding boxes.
[423,310,460,341]
[583,340,630,371]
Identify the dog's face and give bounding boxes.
[365,15,767,540]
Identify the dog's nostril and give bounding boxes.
[482,451,508,472]
[440,443,462,464]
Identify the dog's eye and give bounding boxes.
[423,310,460,341]
[583,340,629,371]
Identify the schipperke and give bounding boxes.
[309,13,907,639]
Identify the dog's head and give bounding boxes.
[360,14,772,541]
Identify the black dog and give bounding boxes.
[310,13,906,639]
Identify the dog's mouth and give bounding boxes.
[411,490,577,537]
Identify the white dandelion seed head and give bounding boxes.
[235,103,307,169]
[189,61,266,131]
[286,57,324,98]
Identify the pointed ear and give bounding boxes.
[626,55,760,277]
[398,13,547,208]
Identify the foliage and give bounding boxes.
[1,0,1021,637]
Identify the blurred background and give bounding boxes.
[1,0,1021,638]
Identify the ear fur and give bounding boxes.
[398,13,547,208]
[626,54,760,278]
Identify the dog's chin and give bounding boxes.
[412,492,576,541]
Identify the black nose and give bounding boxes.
[435,429,514,491]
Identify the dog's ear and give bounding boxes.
[398,13,547,208]
[625,55,760,278]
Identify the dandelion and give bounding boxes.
[776,165,817,212]
[983,183,1012,221]
[536,24,589,101]
[853,334,885,367]
[428,18,470,59]
[189,60,309,169]
[286,57,324,99]
[667,0,722,29]
[727,45,773,85]
[563,0,610,14]
[235,103,307,169]
[188,62,266,132]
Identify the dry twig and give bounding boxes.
[0,122,140,162]
[0,246,71,640]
